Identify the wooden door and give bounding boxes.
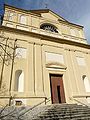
[50,74,66,104]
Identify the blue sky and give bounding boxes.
[2,0,90,43]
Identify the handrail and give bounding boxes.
[0,96,49,107]
[69,96,89,107]
[45,97,51,104]
[18,97,51,118]
[73,95,90,98]
[0,96,47,99]
[0,96,51,119]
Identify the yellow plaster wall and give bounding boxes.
[0,5,90,106]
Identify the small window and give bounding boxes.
[14,70,24,92]
[12,99,26,105]
[15,100,22,106]
[19,15,26,24]
[40,23,58,33]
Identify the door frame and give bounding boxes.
[44,61,67,104]
[49,74,66,104]
[45,67,66,104]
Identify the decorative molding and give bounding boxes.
[46,62,67,70]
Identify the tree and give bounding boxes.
[0,34,36,120]
[0,33,17,106]
[0,34,28,120]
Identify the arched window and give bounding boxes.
[19,15,26,24]
[40,23,58,33]
[14,70,24,92]
[82,75,90,92]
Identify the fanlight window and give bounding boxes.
[40,24,58,33]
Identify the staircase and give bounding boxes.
[2,104,90,119]
[31,104,90,120]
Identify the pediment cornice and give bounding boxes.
[46,62,67,70]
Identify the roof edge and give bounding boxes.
[4,4,41,17]
[29,9,84,28]
[4,4,84,28]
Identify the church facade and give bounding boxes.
[0,4,90,106]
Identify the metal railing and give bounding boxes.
[0,95,50,105]
[18,97,51,119]
[0,96,51,119]
[0,95,51,105]
[70,95,90,107]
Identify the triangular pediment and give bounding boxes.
[31,9,68,22]
[42,11,66,21]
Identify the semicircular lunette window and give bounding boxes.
[40,24,58,33]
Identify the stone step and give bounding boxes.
[13,104,90,120]
[36,112,90,117]
[44,110,90,115]
[31,104,90,120]
[32,114,90,120]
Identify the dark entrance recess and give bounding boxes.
[50,74,66,104]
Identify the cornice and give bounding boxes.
[5,4,41,17]
[58,19,83,28]
[5,4,83,28]
[0,26,90,50]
